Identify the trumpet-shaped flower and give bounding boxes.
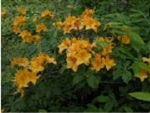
[11,57,29,67]
[31,35,40,43]
[36,23,47,33]
[14,68,40,95]
[17,8,26,15]
[81,9,94,17]
[91,53,104,72]
[53,21,64,29]
[41,9,54,18]
[142,57,150,67]
[66,55,78,72]
[135,69,148,82]
[58,38,71,54]
[14,16,25,26]
[102,55,116,70]
[121,35,130,44]
[19,30,32,43]
[10,25,20,34]
[75,49,91,65]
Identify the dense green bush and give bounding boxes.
[1,0,150,112]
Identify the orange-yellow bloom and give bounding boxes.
[142,57,150,67]
[58,38,71,54]
[10,25,20,34]
[31,35,40,43]
[66,55,78,72]
[82,17,100,32]
[19,30,32,43]
[41,9,54,18]
[135,69,148,82]
[121,35,130,44]
[13,16,25,26]
[75,49,91,65]
[81,9,94,17]
[36,23,47,33]
[14,68,40,95]
[1,9,7,15]
[102,55,116,70]
[29,53,57,73]
[53,21,64,29]
[11,57,29,67]
[17,8,26,15]
[91,53,104,72]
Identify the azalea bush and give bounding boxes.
[1,0,150,112]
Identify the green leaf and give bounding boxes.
[131,61,141,74]
[95,96,109,103]
[104,101,113,111]
[129,31,144,52]
[87,75,99,89]
[138,62,150,73]
[73,75,84,86]
[132,61,150,74]
[122,70,132,84]
[129,92,150,102]
[38,109,47,112]
[123,106,133,112]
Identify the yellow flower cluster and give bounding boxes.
[117,35,130,44]
[91,37,116,72]
[10,8,51,43]
[53,9,101,34]
[58,37,92,72]
[58,37,116,72]
[36,23,47,33]
[19,30,40,43]
[41,9,54,18]
[135,57,150,82]
[11,53,57,96]
[17,8,26,15]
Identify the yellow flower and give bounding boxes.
[29,56,45,73]
[29,53,57,73]
[135,69,148,82]
[75,49,91,65]
[38,53,57,65]
[1,9,7,15]
[58,38,71,54]
[91,53,104,72]
[31,35,40,43]
[66,55,78,72]
[11,57,29,67]
[81,9,94,17]
[41,9,54,18]
[10,25,20,34]
[14,68,40,94]
[94,37,114,55]
[142,57,150,67]
[36,23,47,33]
[121,35,130,44]
[82,17,101,32]
[19,30,32,43]
[13,16,25,26]
[102,55,116,70]
[53,21,64,29]
[17,8,26,15]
